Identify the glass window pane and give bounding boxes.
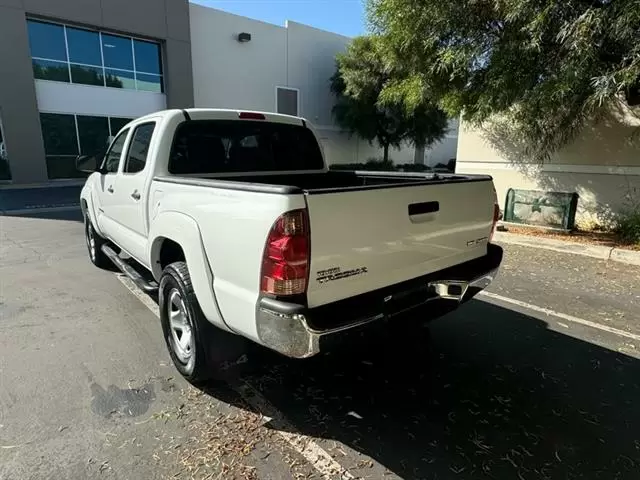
[125,123,155,173]
[0,118,11,181]
[101,34,133,70]
[27,20,67,61]
[66,27,101,66]
[136,73,163,93]
[103,129,129,173]
[168,120,324,174]
[77,116,110,156]
[109,117,134,136]
[133,40,162,74]
[40,113,78,156]
[46,155,87,179]
[70,64,104,86]
[105,69,135,89]
[32,58,70,82]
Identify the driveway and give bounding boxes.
[1,210,639,479]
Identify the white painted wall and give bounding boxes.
[189,5,287,111]
[285,21,350,128]
[425,118,459,167]
[456,106,640,225]
[188,5,459,167]
[34,80,166,118]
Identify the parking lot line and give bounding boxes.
[115,273,355,480]
[480,291,640,342]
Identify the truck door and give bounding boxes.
[107,121,157,265]
[95,128,130,239]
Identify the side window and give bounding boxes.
[124,123,155,174]
[103,129,129,173]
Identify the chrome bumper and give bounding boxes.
[256,264,501,359]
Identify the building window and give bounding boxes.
[0,115,11,181]
[39,112,134,179]
[27,19,164,93]
[276,87,299,116]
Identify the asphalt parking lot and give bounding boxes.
[1,210,639,480]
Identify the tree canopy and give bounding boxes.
[330,35,448,162]
[367,0,640,161]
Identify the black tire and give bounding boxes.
[84,215,112,269]
[159,261,215,383]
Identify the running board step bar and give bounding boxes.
[101,244,158,294]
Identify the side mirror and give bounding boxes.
[75,153,104,174]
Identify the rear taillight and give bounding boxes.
[489,188,500,243]
[260,209,310,296]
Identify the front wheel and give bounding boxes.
[159,261,214,383]
[84,216,111,269]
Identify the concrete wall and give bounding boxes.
[0,2,48,183]
[189,5,457,167]
[190,5,287,112]
[0,0,193,184]
[285,21,350,128]
[456,104,640,226]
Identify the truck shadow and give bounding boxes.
[206,299,640,479]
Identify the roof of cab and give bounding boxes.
[135,108,306,126]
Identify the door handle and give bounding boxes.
[131,191,141,200]
[107,186,114,193]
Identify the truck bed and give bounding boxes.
[154,170,492,195]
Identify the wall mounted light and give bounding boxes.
[237,32,252,43]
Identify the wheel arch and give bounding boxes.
[148,211,231,332]
[80,194,95,226]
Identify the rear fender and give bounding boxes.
[148,211,230,332]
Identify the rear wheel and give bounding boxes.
[159,261,214,383]
[84,215,111,269]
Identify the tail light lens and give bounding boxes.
[261,209,310,296]
[239,111,266,120]
[489,188,500,243]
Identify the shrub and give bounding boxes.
[329,157,396,171]
[364,158,395,170]
[615,209,640,245]
[395,163,432,172]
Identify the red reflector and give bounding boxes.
[238,112,266,120]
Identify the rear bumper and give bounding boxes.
[256,244,503,358]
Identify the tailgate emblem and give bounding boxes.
[467,236,488,247]
[316,266,368,284]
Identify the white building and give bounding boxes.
[456,105,640,226]
[0,0,458,185]
[188,4,458,168]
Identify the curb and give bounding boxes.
[493,231,640,267]
[0,180,85,190]
[0,204,80,215]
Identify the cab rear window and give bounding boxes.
[169,120,324,174]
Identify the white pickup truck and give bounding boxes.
[78,108,503,382]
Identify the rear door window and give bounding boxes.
[124,122,155,174]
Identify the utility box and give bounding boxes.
[503,189,579,231]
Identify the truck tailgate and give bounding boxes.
[305,179,496,308]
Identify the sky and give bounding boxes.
[192,0,366,38]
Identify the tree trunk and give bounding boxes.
[414,144,425,165]
[383,143,389,163]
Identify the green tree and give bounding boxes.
[330,36,448,162]
[368,0,640,161]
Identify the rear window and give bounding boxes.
[168,120,324,174]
